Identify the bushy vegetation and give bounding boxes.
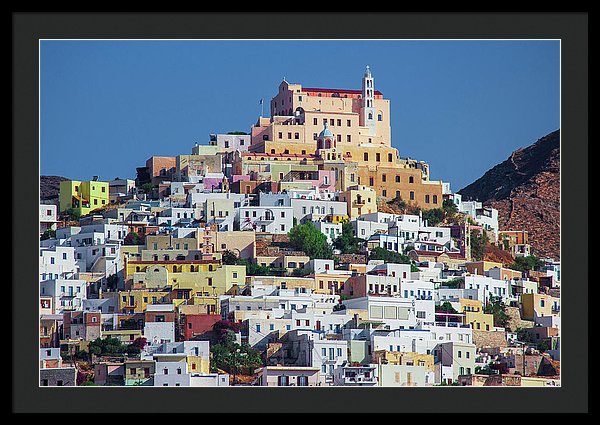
[443,277,465,289]
[470,229,489,261]
[209,320,262,374]
[221,250,286,276]
[41,229,56,240]
[483,295,510,328]
[61,208,81,222]
[369,247,420,272]
[87,336,146,357]
[508,255,545,272]
[288,222,333,259]
[332,222,364,254]
[123,231,144,246]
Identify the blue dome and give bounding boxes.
[319,122,333,138]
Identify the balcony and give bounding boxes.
[344,375,376,384]
[255,215,275,223]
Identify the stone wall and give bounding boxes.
[505,306,534,332]
[472,330,508,349]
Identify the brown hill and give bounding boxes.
[458,130,560,260]
[40,175,68,202]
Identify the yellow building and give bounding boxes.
[125,259,246,310]
[59,179,110,215]
[145,233,201,251]
[460,298,495,331]
[243,68,444,206]
[117,290,172,314]
[372,351,435,372]
[521,293,560,321]
[101,329,143,344]
[465,261,504,276]
[247,275,317,293]
[339,185,377,219]
[314,272,353,295]
[152,353,210,375]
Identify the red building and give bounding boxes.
[181,314,222,341]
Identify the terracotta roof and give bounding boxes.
[303,87,383,96]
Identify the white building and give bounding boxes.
[434,341,476,384]
[40,278,87,313]
[39,246,79,282]
[238,205,293,234]
[290,198,348,223]
[314,221,342,244]
[459,201,499,241]
[206,133,251,153]
[144,305,176,348]
[39,204,58,235]
[153,361,190,387]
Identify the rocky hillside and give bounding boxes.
[40,175,68,203]
[459,130,560,260]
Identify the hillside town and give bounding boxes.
[39,67,560,387]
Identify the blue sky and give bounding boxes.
[40,40,560,191]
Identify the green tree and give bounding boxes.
[123,231,143,246]
[106,273,119,291]
[436,301,459,314]
[88,336,127,356]
[140,183,155,195]
[483,295,510,328]
[291,267,311,277]
[509,255,545,272]
[288,222,333,259]
[443,277,465,289]
[536,340,550,353]
[41,229,56,240]
[516,328,534,343]
[422,208,445,226]
[332,222,364,254]
[221,250,239,265]
[387,196,407,213]
[470,229,489,261]
[369,246,410,264]
[209,321,262,374]
[62,208,81,222]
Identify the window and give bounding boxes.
[409,176,414,183]
[314,118,318,125]
[364,152,368,161]
[347,120,351,127]
[410,191,415,200]
[378,114,383,121]
[433,195,438,204]
[256,324,261,333]
[425,195,430,204]
[382,174,386,182]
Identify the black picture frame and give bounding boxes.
[13,11,588,414]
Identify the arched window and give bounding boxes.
[368,112,373,120]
